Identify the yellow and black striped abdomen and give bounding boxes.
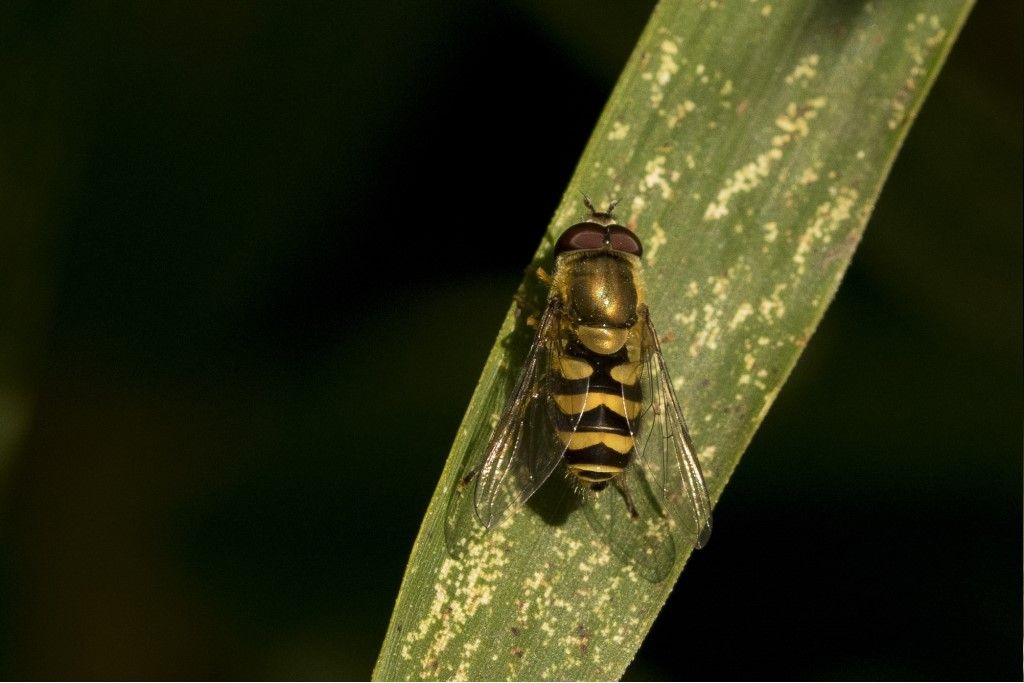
[552,340,642,488]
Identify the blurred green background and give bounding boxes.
[1,0,1020,679]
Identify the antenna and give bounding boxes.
[580,193,619,219]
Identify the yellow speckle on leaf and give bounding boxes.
[673,308,698,327]
[758,284,787,322]
[729,302,755,330]
[404,533,511,678]
[709,274,730,300]
[706,97,825,220]
[688,304,724,357]
[645,222,667,266]
[785,53,820,86]
[642,155,674,200]
[926,26,947,47]
[703,149,781,219]
[798,167,819,185]
[630,194,647,217]
[656,41,679,87]
[666,99,696,129]
[607,121,631,141]
[793,186,859,275]
[775,99,825,137]
[893,15,945,129]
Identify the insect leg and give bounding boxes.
[458,467,478,490]
[612,477,640,520]
[534,266,552,285]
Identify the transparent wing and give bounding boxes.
[582,460,677,582]
[471,298,580,529]
[466,296,585,532]
[443,296,588,553]
[443,300,570,555]
[630,305,713,550]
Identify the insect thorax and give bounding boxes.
[552,249,645,355]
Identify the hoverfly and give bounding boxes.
[445,198,712,581]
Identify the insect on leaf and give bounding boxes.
[374,1,974,679]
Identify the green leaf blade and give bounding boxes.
[375,1,973,680]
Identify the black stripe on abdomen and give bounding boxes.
[564,443,631,469]
[552,374,642,401]
[554,403,631,434]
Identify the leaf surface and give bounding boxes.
[374,1,973,679]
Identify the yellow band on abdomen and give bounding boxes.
[557,430,634,453]
[553,392,641,419]
[567,463,624,473]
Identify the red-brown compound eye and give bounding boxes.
[608,225,643,256]
[554,222,607,255]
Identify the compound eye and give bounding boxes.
[608,225,643,256]
[555,223,606,255]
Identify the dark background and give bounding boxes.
[1,1,1020,679]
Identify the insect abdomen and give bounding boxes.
[552,341,641,486]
